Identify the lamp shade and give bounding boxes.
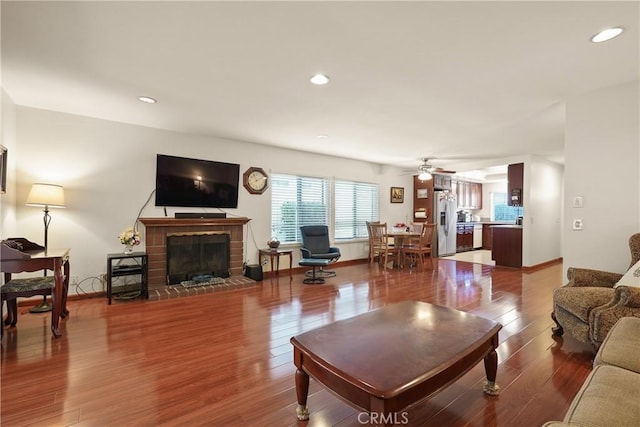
[26,183,66,208]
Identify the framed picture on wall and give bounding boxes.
[390,187,404,203]
[0,145,6,194]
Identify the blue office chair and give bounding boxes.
[300,225,341,279]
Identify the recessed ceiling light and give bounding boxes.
[316,134,329,139]
[138,96,157,104]
[310,74,330,85]
[591,27,624,43]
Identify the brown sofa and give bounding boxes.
[551,233,640,347]
[543,316,640,427]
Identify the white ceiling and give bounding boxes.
[2,1,638,173]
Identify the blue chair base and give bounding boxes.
[299,259,330,284]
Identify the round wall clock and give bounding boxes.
[242,167,268,194]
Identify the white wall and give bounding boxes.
[522,156,563,267]
[563,81,640,277]
[8,107,414,292]
[0,89,17,239]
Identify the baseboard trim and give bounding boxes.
[522,257,563,273]
[263,258,367,279]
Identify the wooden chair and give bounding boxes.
[366,221,380,263]
[402,223,436,270]
[1,274,55,330]
[367,222,397,269]
[410,222,424,234]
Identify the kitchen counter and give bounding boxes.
[455,222,520,253]
[491,226,522,268]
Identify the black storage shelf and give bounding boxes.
[106,252,148,305]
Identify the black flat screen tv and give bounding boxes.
[155,154,240,208]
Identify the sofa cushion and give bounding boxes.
[614,259,640,288]
[594,316,640,374]
[553,287,614,322]
[563,364,640,427]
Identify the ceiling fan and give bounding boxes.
[415,157,456,180]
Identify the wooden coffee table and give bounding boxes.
[290,301,502,421]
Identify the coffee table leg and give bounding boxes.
[295,368,310,420]
[482,348,501,396]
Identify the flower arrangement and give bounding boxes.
[119,227,141,246]
[393,222,410,232]
[267,237,280,249]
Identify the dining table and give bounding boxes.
[1,238,70,338]
[384,230,420,268]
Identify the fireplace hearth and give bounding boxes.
[139,217,251,298]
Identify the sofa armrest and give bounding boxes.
[566,267,622,288]
[589,286,640,344]
[616,285,640,307]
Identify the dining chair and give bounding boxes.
[410,222,424,234]
[367,222,397,269]
[402,223,436,270]
[365,221,380,264]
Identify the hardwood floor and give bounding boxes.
[1,259,596,426]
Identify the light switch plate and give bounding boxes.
[572,196,584,208]
[572,219,583,230]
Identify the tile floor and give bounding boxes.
[441,249,495,266]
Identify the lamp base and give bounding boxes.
[29,299,53,313]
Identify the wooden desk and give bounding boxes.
[258,248,293,277]
[290,301,502,421]
[2,248,70,337]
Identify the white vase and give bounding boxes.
[123,244,134,254]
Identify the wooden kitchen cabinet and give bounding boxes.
[456,223,474,252]
[459,181,469,208]
[508,162,524,206]
[433,174,452,191]
[469,182,482,209]
[482,224,493,250]
[454,179,483,209]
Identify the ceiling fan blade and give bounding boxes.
[433,168,456,174]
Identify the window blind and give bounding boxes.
[271,174,330,244]
[335,180,379,240]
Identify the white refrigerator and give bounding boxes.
[433,191,457,257]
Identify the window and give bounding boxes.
[271,174,330,244]
[334,180,379,240]
[492,192,524,221]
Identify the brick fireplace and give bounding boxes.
[139,217,250,294]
